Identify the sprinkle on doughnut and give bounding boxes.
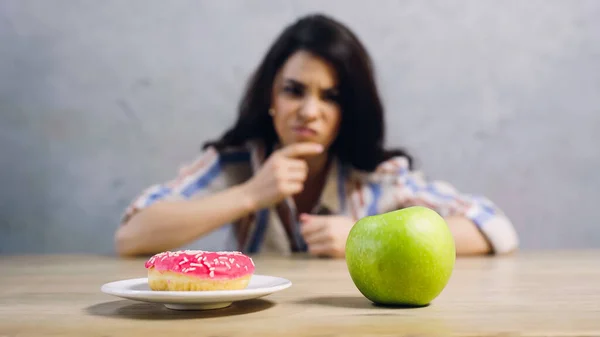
[145,250,255,280]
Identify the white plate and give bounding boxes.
[100,274,292,311]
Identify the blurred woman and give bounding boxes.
[115,14,518,258]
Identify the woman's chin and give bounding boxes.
[289,134,321,144]
[279,136,327,149]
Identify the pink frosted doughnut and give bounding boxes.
[145,250,255,291]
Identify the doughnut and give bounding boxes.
[145,250,255,291]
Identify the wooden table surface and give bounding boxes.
[1,250,599,337]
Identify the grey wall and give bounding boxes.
[1,0,599,254]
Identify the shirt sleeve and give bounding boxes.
[120,146,251,225]
[373,156,519,255]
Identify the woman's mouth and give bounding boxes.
[292,126,317,137]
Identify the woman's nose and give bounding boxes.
[298,97,319,121]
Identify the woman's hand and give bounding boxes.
[242,142,323,210]
[299,213,356,258]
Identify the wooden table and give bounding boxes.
[1,250,599,336]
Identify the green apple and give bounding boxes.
[345,206,455,307]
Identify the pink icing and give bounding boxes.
[145,250,255,280]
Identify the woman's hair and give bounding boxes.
[205,13,412,171]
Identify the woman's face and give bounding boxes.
[270,51,341,150]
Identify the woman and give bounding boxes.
[115,14,518,258]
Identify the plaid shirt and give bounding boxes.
[122,141,518,255]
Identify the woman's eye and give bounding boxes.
[283,85,303,97]
[323,91,339,103]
